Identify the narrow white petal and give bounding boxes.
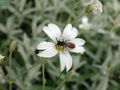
[62,24,78,40]
[71,38,86,46]
[43,24,61,42]
[43,26,56,42]
[37,45,58,58]
[59,52,73,72]
[65,52,73,72]
[48,23,61,38]
[37,41,54,50]
[70,46,85,54]
[59,52,66,71]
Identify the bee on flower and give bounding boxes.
[36,23,85,72]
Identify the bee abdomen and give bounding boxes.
[66,42,75,49]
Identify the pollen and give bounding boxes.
[55,45,64,51]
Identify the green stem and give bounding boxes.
[55,80,65,90]
[56,72,63,83]
[9,52,12,90]
[9,83,12,90]
[51,72,63,89]
[42,64,45,90]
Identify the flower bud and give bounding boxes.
[40,58,46,64]
[8,78,14,85]
[85,4,93,13]
[9,40,16,53]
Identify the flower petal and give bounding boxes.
[0,55,5,60]
[37,41,55,50]
[62,24,78,40]
[43,23,61,42]
[92,0,103,14]
[59,52,66,71]
[79,24,84,29]
[71,38,86,46]
[48,23,61,37]
[37,45,58,58]
[82,16,88,24]
[59,51,73,72]
[70,46,85,54]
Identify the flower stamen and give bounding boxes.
[55,41,65,51]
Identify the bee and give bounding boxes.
[66,42,75,49]
[36,41,76,54]
[57,41,75,49]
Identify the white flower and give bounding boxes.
[85,0,103,14]
[0,54,5,64]
[36,23,85,72]
[79,16,91,30]
[92,0,103,14]
[0,55,5,60]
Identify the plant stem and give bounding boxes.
[9,83,12,90]
[55,80,65,90]
[42,64,45,90]
[56,72,63,83]
[9,52,12,90]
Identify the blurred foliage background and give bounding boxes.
[0,0,120,90]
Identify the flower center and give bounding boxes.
[55,41,65,51]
